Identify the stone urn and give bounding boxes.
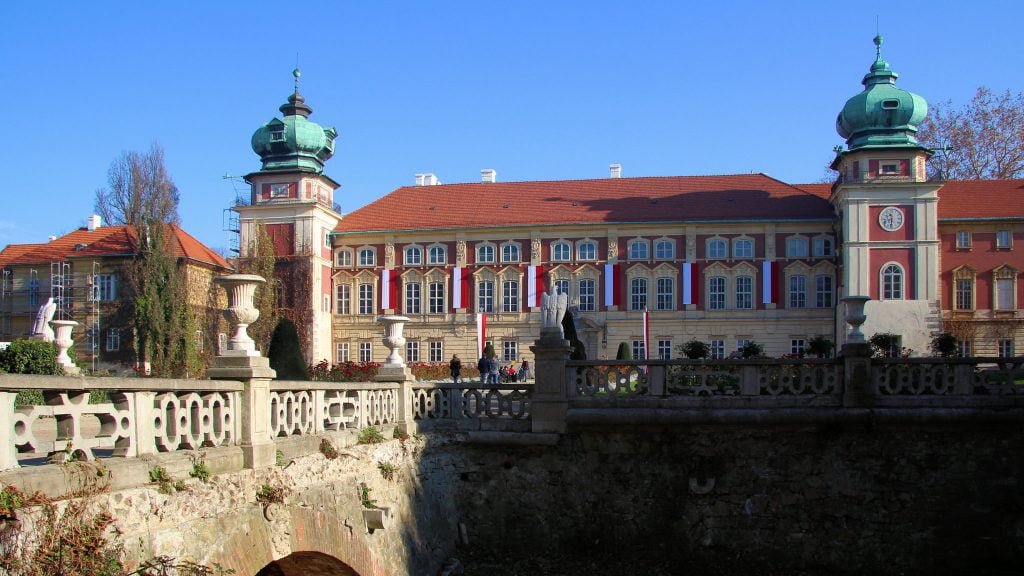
[378,315,410,367]
[216,274,266,356]
[842,295,870,344]
[50,319,80,375]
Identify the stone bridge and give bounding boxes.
[2,282,1024,574]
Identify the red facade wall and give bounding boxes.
[869,205,914,241]
[266,224,295,256]
[871,248,915,300]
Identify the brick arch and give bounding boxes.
[256,551,359,576]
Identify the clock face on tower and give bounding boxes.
[879,206,904,232]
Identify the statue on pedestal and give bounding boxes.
[540,284,569,337]
[31,297,57,342]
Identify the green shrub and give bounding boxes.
[188,453,211,483]
[615,342,631,360]
[0,339,62,375]
[267,318,308,380]
[357,426,384,445]
[931,332,958,357]
[740,341,765,358]
[483,342,496,360]
[808,335,834,358]
[680,339,710,359]
[377,461,397,481]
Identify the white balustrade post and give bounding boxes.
[0,390,18,470]
[375,315,416,434]
[130,391,158,457]
[50,319,80,375]
[208,273,277,468]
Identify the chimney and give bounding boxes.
[609,163,622,179]
[415,174,425,186]
[481,169,497,183]
[422,173,440,186]
[87,214,102,231]
[48,235,57,242]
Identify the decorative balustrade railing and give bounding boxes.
[268,381,400,438]
[0,375,243,470]
[872,357,1024,397]
[567,359,844,405]
[410,382,532,426]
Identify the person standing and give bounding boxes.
[449,354,462,384]
[521,359,530,381]
[477,355,488,383]
[488,355,500,384]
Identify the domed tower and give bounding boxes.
[235,70,342,363]
[831,37,942,352]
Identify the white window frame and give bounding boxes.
[551,241,571,262]
[429,341,444,362]
[503,341,518,362]
[405,246,422,266]
[428,245,447,265]
[405,281,421,314]
[956,231,972,250]
[578,278,596,312]
[477,280,494,313]
[881,263,904,300]
[789,275,807,308]
[576,240,597,261]
[812,236,834,257]
[879,160,900,175]
[996,230,1012,249]
[791,339,807,356]
[477,244,496,264]
[358,283,374,314]
[270,183,289,198]
[707,238,727,259]
[708,276,726,310]
[335,284,351,315]
[501,242,521,263]
[359,341,372,362]
[655,277,674,311]
[428,281,445,314]
[358,247,376,267]
[106,328,120,352]
[632,340,646,360]
[732,238,753,259]
[786,237,809,258]
[336,249,353,267]
[630,277,648,311]
[336,341,350,363]
[815,274,833,308]
[406,341,420,362]
[710,339,725,359]
[502,280,520,312]
[735,275,753,309]
[654,239,674,260]
[998,339,1015,358]
[657,340,672,360]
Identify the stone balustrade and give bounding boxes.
[411,382,532,432]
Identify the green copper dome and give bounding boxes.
[251,70,337,173]
[836,36,928,151]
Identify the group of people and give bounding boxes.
[448,354,530,384]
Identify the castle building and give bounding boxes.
[0,218,231,368]
[237,38,1023,365]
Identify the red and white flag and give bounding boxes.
[762,260,779,304]
[380,269,399,311]
[476,313,487,356]
[681,262,699,305]
[452,267,470,309]
[603,263,621,307]
[526,265,545,307]
[642,307,650,362]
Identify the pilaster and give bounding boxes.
[208,355,277,469]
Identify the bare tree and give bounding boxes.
[94,143,180,226]
[918,87,1024,180]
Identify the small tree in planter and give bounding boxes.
[930,332,958,357]
[739,341,765,359]
[680,339,710,360]
[807,335,834,358]
[869,332,903,358]
[615,342,632,361]
[483,342,496,360]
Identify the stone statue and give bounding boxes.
[384,243,395,268]
[531,238,541,263]
[540,283,569,337]
[456,240,466,265]
[607,238,618,260]
[31,297,57,342]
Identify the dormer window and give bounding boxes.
[270,129,285,141]
[881,99,900,109]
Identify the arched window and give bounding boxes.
[336,249,353,267]
[551,241,571,262]
[428,245,446,265]
[654,239,674,260]
[881,264,904,300]
[358,248,376,267]
[501,243,521,263]
[733,238,753,258]
[577,240,597,261]
[628,239,649,260]
[477,244,495,264]
[707,239,727,259]
[404,246,422,266]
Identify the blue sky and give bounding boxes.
[1,1,1021,254]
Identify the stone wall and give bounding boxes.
[435,412,1024,574]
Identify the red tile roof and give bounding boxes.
[335,174,836,233]
[935,180,1024,220]
[0,224,231,269]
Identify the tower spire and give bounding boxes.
[280,68,312,118]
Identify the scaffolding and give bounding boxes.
[0,269,10,338]
[50,261,72,320]
[87,261,101,371]
[223,208,240,255]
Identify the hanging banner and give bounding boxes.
[762,260,779,304]
[452,267,470,309]
[476,313,487,356]
[526,265,545,307]
[603,263,621,307]
[380,269,398,311]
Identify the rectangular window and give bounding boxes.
[478,280,494,313]
[336,342,350,363]
[733,239,753,258]
[996,278,1014,310]
[323,294,331,313]
[956,231,972,249]
[503,341,518,362]
[735,276,753,309]
[429,341,443,362]
[710,339,725,359]
[955,278,973,310]
[632,340,646,360]
[405,247,422,265]
[736,339,751,354]
[709,277,726,310]
[998,339,1014,358]
[405,341,420,362]
[324,231,331,249]
[359,341,372,362]
[630,278,647,311]
[336,284,351,315]
[657,340,672,360]
[879,161,900,174]
[791,339,807,356]
[554,279,570,297]
[358,248,375,267]
[270,183,289,198]
[957,339,971,358]
[93,274,117,301]
[552,242,571,261]
[629,241,649,260]
[405,282,421,314]
[429,282,445,313]
[428,246,446,265]
[502,280,519,312]
[815,275,833,308]
[358,283,374,315]
[789,275,807,308]
[656,277,674,310]
[578,279,596,312]
[106,328,120,352]
[996,230,1012,249]
[336,250,352,267]
[577,242,596,261]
